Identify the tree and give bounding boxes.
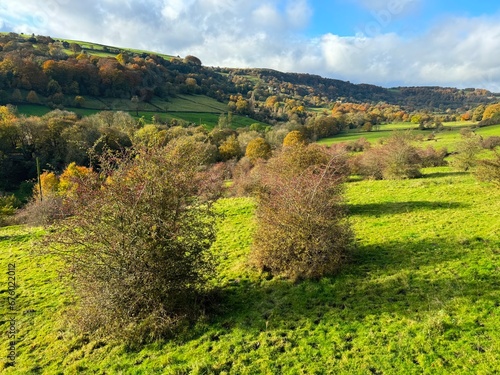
[183,55,202,65]
[11,89,23,103]
[283,130,306,147]
[251,144,352,280]
[453,132,483,171]
[218,134,242,161]
[245,137,271,162]
[26,90,40,104]
[44,143,224,342]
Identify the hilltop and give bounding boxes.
[0,31,499,129]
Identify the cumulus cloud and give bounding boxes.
[1,1,500,90]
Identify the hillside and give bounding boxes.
[1,165,499,373]
[1,31,499,127]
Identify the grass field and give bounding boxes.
[318,124,500,152]
[1,161,499,373]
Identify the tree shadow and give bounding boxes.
[209,236,498,336]
[348,201,467,216]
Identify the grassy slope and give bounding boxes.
[1,163,499,373]
[13,94,267,129]
[318,124,500,151]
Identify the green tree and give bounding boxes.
[453,133,483,171]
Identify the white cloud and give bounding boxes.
[1,1,500,91]
[286,0,313,29]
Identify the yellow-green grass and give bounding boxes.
[318,124,500,150]
[1,164,499,373]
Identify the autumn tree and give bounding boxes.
[218,134,242,161]
[283,130,306,147]
[26,90,40,104]
[245,137,272,162]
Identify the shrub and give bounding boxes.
[356,133,422,180]
[482,136,500,150]
[417,146,448,167]
[0,194,20,226]
[44,143,224,342]
[453,134,483,171]
[251,144,353,280]
[283,130,306,147]
[475,150,500,186]
[218,134,242,161]
[345,137,370,152]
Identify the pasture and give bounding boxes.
[1,161,499,373]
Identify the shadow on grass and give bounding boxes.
[0,233,34,243]
[208,236,498,336]
[423,171,469,179]
[349,201,467,216]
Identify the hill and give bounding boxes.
[1,31,499,128]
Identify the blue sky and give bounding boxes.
[1,0,500,90]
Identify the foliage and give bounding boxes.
[218,134,242,161]
[1,167,500,373]
[417,146,448,167]
[0,194,20,225]
[245,137,272,162]
[482,136,500,150]
[475,150,500,186]
[251,145,353,280]
[354,132,423,179]
[282,130,306,147]
[43,143,224,342]
[452,133,483,171]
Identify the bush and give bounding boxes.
[0,194,20,226]
[355,134,422,179]
[283,130,306,147]
[482,136,500,150]
[251,144,353,280]
[453,134,483,171]
[418,146,448,167]
[345,137,370,152]
[44,143,224,342]
[245,137,272,162]
[475,150,500,186]
[16,195,67,226]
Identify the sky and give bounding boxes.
[1,0,500,91]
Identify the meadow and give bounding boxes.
[318,124,500,152]
[11,92,269,129]
[1,159,499,373]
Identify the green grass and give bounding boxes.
[1,163,499,373]
[12,92,267,128]
[318,124,500,151]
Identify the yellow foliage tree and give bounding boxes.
[283,130,306,147]
[218,135,242,161]
[482,103,500,120]
[245,137,272,162]
[58,162,93,197]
